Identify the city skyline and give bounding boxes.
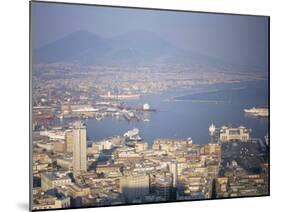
[31,1,269,211]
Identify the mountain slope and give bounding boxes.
[33,30,109,64]
[32,30,245,71]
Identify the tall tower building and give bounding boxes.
[73,121,87,176]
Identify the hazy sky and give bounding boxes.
[31,2,269,70]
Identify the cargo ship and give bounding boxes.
[244,107,269,117]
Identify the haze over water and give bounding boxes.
[86,80,268,145]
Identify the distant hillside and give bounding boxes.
[32,30,260,72]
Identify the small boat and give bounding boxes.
[95,114,103,121]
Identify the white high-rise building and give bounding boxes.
[72,121,87,176]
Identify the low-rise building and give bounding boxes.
[135,142,148,153]
[96,163,123,176]
[32,193,70,210]
[41,172,72,191]
[119,173,150,203]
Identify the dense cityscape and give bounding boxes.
[31,2,269,210]
[32,64,269,210]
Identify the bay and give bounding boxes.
[86,80,269,145]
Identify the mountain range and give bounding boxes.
[32,30,254,71]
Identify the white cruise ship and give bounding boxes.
[244,107,269,117]
[123,128,142,141]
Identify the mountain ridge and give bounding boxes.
[32,30,261,72]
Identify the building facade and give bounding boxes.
[65,130,74,153]
[119,174,150,203]
[73,121,87,176]
[219,126,250,142]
